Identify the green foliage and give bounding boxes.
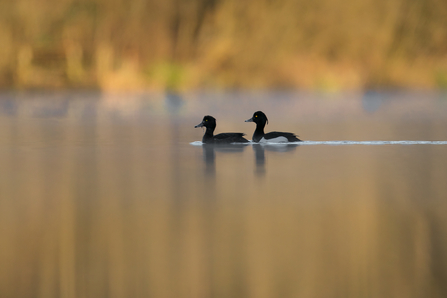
[435,70,447,89]
[145,62,187,91]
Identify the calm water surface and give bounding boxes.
[1,91,447,298]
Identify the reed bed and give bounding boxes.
[0,0,447,91]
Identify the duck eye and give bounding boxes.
[255,115,257,117]
[205,119,208,121]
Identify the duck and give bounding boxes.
[245,111,302,143]
[195,115,249,144]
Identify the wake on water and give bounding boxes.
[190,140,447,146]
[299,140,447,145]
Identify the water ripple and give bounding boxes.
[191,140,447,146]
[300,140,447,145]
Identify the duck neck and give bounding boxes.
[202,126,215,143]
[253,123,265,142]
[205,126,215,137]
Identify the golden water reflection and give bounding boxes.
[1,93,447,298]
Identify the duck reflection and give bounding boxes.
[253,143,300,176]
[201,144,248,177]
[253,144,266,176]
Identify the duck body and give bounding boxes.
[254,131,300,143]
[246,111,301,143]
[195,115,249,144]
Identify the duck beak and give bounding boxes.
[245,117,254,122]
[195,122,204,128]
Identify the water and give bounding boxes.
[1,91,447,298]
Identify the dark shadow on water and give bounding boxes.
[253,143,300,176]
[195,143,249,294]
[201,144,248,177]
[202,145,216,176]
[253,144,266,176]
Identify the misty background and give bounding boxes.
[1,0,446,91]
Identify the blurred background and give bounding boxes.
[2,1,447,298]
[0,0,447,91]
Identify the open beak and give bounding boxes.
[195,122,204,128]
[245,117,254,122]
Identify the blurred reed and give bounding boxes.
[0,0,447,91]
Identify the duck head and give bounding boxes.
[195,115,217,130]
[245,111,268,125]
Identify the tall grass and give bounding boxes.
[0,0,446,91]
